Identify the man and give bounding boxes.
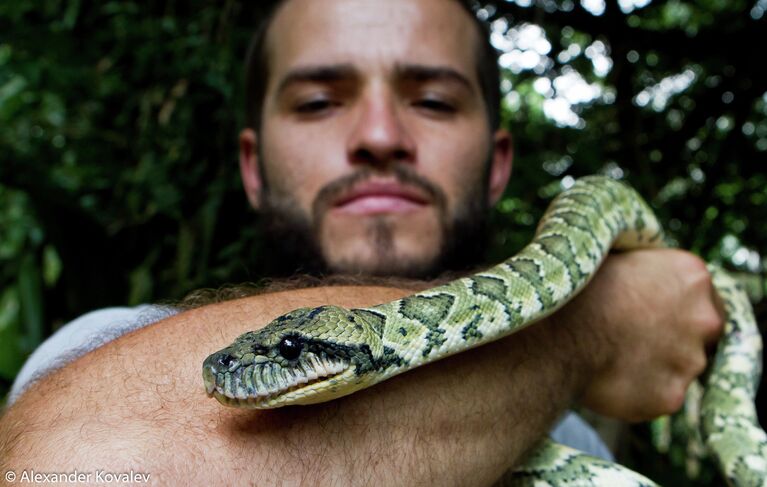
[0,0,722,484]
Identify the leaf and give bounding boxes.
[42,244,62,287]
[0,75,27,119]
[17,252,44,350]
[0,287,24,380]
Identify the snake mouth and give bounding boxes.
[206,359,352,409]
[209,372,342,408]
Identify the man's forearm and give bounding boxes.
[0,285,588,485]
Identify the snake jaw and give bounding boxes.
[206,361,359,409]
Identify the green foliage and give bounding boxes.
[0,0,273,402]
[486,1,767,268]
[0,0,765,481]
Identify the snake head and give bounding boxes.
[202,305,384,408]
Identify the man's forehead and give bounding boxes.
[265,0,481,88]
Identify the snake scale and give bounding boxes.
[203,176,767,486]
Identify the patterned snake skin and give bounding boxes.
[203,176,766,486]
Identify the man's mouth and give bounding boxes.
[332,180,430,215]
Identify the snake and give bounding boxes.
[202,176,766,486]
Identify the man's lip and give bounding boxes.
[332,181,430,215]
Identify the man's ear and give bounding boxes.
[487,129,513,206]
[239,128,263,209]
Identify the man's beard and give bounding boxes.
[257,163,491,279]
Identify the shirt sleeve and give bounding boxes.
[550,411,615,461]
[8,305,178,405]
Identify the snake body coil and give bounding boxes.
[203,176,766,486]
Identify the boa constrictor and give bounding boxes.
[203,176,766,486]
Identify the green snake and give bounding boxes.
[203,176,766,486]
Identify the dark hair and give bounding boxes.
[243,0,501,133]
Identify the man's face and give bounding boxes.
[240,0,512,277]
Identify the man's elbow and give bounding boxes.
[2,394,140,471]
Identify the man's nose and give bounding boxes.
[347,93,415,167]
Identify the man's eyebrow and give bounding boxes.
[276,64,358,94]
[395,64,474,92]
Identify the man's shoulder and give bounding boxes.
[9,305,178,404]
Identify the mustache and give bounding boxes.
[312,165,446,218]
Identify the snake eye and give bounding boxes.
[279,336,302,360]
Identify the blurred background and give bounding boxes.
[1,0,765,483]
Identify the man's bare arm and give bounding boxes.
[0,250,721,485]
[0,285,579,485]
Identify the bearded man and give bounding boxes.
[0,0,722,484]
